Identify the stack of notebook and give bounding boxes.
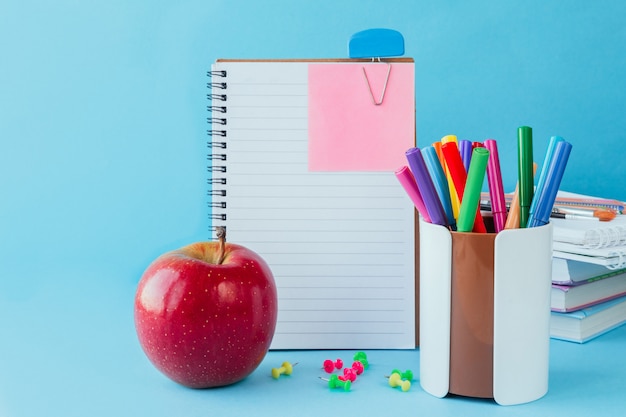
[549,195,626,342]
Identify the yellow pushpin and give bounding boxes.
[388,373,411,392]
[271,361,297,379]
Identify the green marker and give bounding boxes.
[457,148,490,232]
[517,126,534,228]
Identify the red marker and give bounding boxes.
[441,142,487,233]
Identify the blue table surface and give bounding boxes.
[2,272,625,417]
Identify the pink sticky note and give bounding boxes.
[308,62,415,171]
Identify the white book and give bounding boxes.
[551,295,626,343]
[551,272,626,312]
[551,257,626,285]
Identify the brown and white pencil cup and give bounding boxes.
[419,218,552,405]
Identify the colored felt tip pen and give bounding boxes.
[394,166,432,222]
[434,140,460,220]
[517,126,534,228]
[422,146,456,230]
[441,141,487,233]
[527,140,573,228]
[441,141,466,199]
[441,134,458,145]
[405,148,448,227]
[432,141,445,169]
[459,140,473,172]
[529,135,564,218]
[505,163,537,230]
[457,147,490,232]
[483,139,507,233]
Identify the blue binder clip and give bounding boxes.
[348,28,405,59]
[348,29,405,105]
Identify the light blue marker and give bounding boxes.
[422,146,456,230]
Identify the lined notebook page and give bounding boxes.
[210,60,415,349]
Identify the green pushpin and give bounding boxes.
[391,369,413,381]
[319,374,351,391]
[353,351,369,369]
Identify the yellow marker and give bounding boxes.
[441,134,458,145]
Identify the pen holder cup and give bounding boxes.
[419,218,553,405]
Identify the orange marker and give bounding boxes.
[505,163,537,229]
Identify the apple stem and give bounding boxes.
[216,226,226,265]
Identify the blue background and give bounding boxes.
[2,0,626,282]
[1,1,626,416]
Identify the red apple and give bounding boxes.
[134,228,278,388]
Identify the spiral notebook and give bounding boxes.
[553,241,626,270]
[552,215,626,249]
[208,58,417,349]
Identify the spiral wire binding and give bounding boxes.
[585,224,626,249]
[606,250,626,270]
[207,69,228,237]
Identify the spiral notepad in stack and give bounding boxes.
[552,214,626,269]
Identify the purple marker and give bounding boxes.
[459,140,473,172]
[405,147,448,227]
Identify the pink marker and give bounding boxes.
[395,166,431,222]
[484,139,507,232]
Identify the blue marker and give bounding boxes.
[422,146,457,230]
[529,136,564,218]
[527,140,573,228]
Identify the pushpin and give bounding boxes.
[390,369,413,381]
[319,374,351,391]
[388,373,411,392]
[351,361,365,375]
[339,361,364,381]
[338,367,357,382]
[353,352,369,369]
[322,358,343,373]
[271,361,297,379]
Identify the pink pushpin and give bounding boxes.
[338,367,357,382]
[351,361,365,375]
[323,358,343,373]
